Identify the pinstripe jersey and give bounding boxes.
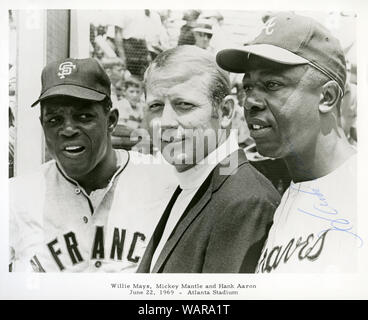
[9,150,177,272]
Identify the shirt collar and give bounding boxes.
[175,130,239,190]
[56,150,129,194]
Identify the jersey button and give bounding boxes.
[95,261,102,268]
[75,188,81,194]
[83,216,88,224]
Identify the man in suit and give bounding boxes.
[138,45,280,273]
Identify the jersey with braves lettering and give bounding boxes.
[9,150,177,272]
[256,154,361,273]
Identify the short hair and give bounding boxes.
[304,65,330,88]
[100,96,113,112]
[144,45,231,109]
[183,10,201,21]
[124,77,143,90]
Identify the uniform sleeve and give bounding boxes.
[202,195,278,273]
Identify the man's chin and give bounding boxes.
[174,163,196,172]
[256,144,282,160]
[161,150,195,168]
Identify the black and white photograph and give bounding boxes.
[1,0,368,300]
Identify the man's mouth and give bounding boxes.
[247,120,273,138]
[162,137,183,143]
[62,145,86,157]
[249,124,272,131]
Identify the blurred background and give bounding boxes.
[8,9,357,194]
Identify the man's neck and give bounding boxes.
[174,130,235,173]
[285,131,355,183]
[77,148,119,195]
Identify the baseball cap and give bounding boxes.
[193,19,214,35]
[31,58,111,107]
[216,12,346,93]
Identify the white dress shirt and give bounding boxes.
[150,131,239,271]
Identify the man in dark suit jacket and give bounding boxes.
[138,45,280,273]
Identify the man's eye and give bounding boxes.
[175,102,194,110]
[149,103,163,111]
[47,117,61,125]
[265,81,282,90]
[78,114,93,121]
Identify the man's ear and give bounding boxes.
[319,81,341,114]
[219,96,235,128]
[108,108,119,133]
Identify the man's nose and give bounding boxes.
[160,103,178,129]
[243,94,266,113]
[59,118,79,138]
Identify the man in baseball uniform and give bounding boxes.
[216,12,360,272]
[9,58,176,272]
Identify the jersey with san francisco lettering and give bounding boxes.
[256,154,361,273]
[9,150,177,272]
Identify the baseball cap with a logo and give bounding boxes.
[216,12,346,93]
[31,58,111,107]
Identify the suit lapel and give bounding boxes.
[137,186,182,273]
[151,149,248,273]
[212,149,248,191]
[151,172,214,273]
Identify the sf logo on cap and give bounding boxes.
[261,17,276,35]
[57,61,76,79]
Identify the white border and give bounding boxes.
[1,0,367,300]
